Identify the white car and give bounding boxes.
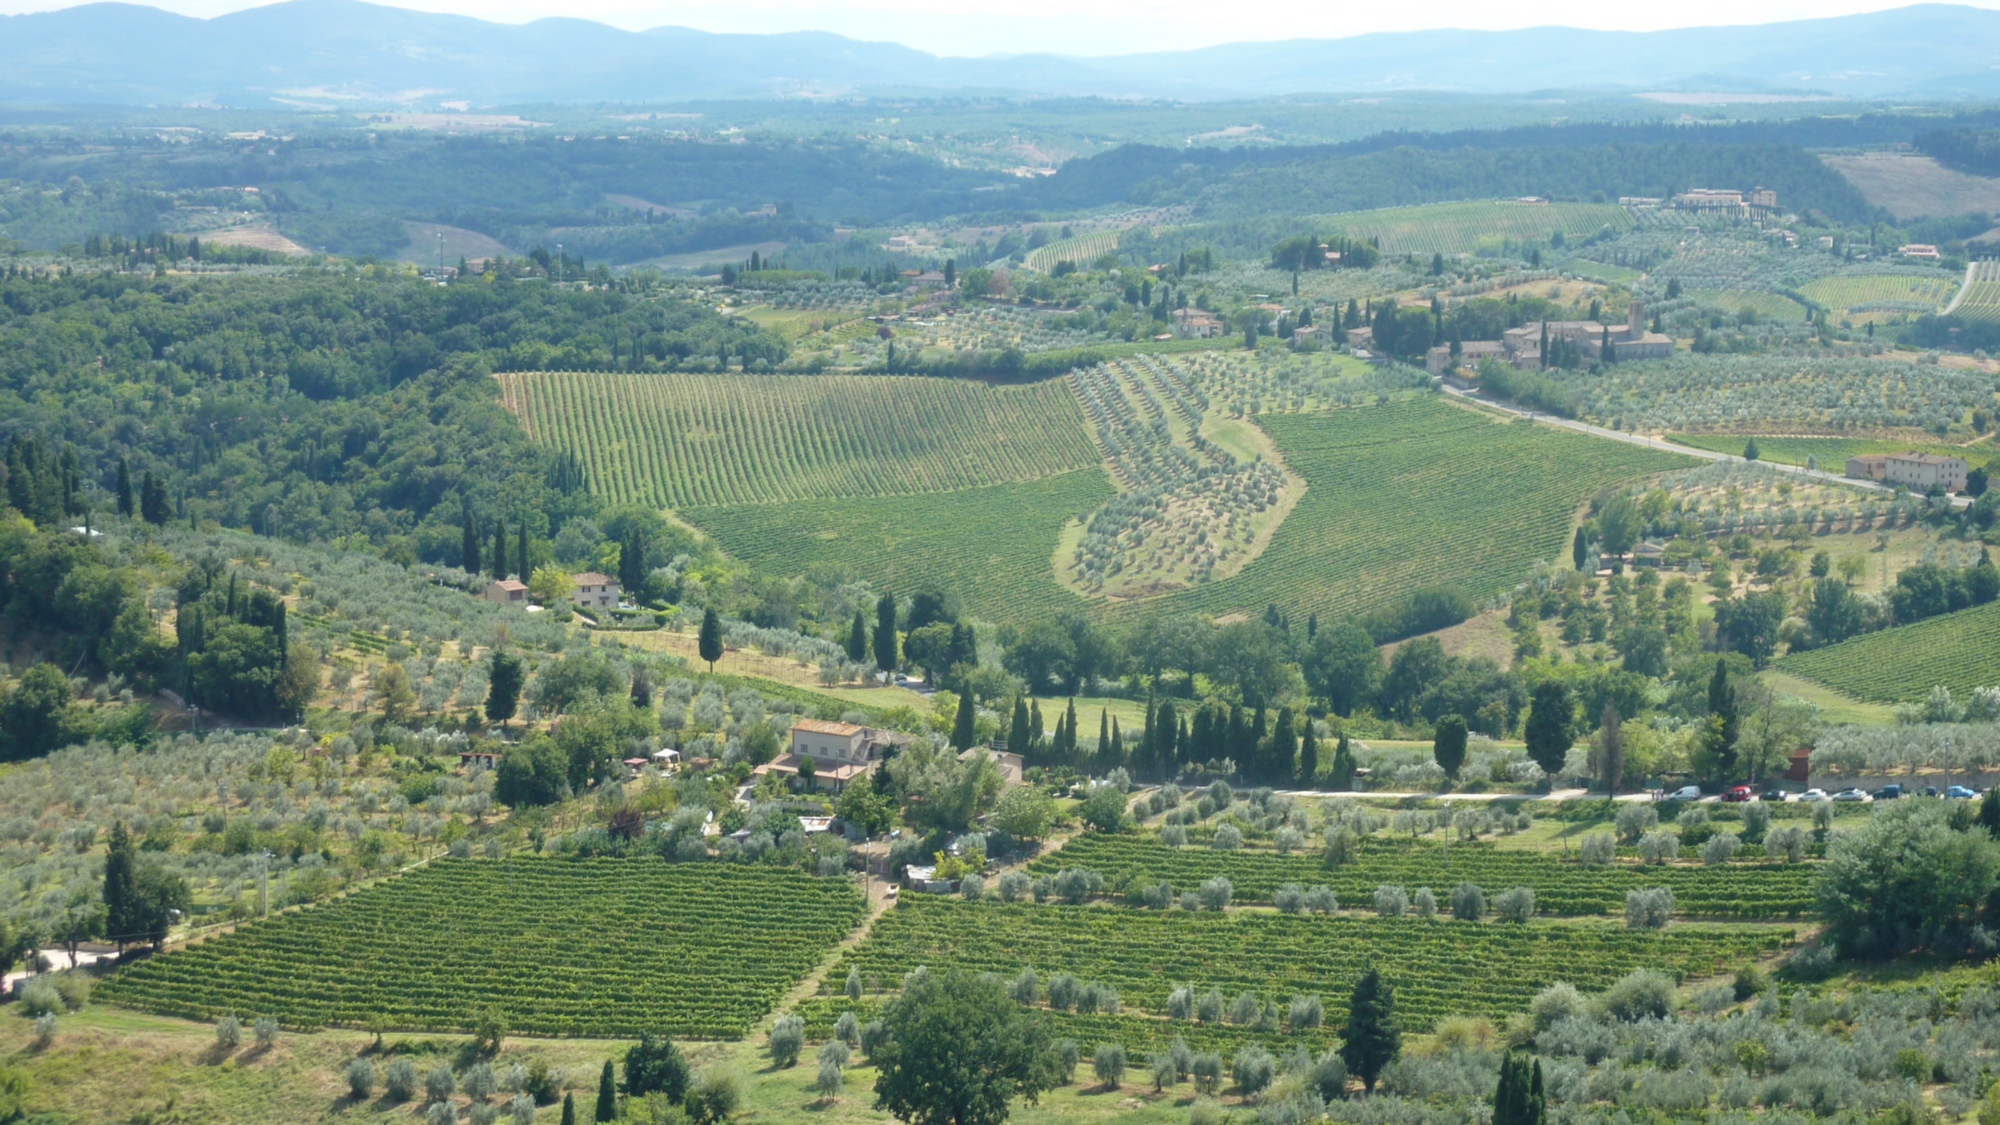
[1800,788,1830,802]
[1832,787,1873,802]
[1663,785,1703,801]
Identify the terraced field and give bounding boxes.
[1029,834,1817,919]
[1110,397,1693,625]
[691,470,1111,624]
[497,371,1098,507]
[98,860,866,1038]
[1780,599,2000,703]
[1316,201,1634,256]
[818,896,1790,1033]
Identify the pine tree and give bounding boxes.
[1307,612,1318,639]
[1340,966,1401,1093]
[846,610,869,664]
[462,506,481,575]
[492,515,508,579]
[103,820,137,949]
[115,457,133,517]
[699,608,723,673]
[951,691,977,751]
[596,1059,618,1122]
[1298,720,1319,786]
[873,594,898,673]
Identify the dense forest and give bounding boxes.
[0,268,784,561]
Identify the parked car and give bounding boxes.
[1947,785,1980,800]
[1832,787,1872,802]
[1872,784,1903,800]
[1759,789,1792,803]
[1800,788,1830,802]
[1663,785,1703,801]
[1919,786,1940,797]
[1724,785,1754,802]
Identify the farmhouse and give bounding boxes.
[1493,301,1674,369]
[1425,339,1508,375]
[483,578,529,607]
[755,719,916,791]
[1671,187,1777,214]
[1173,308,1224,338]
[1847,452,1970,492]
[571,571,621,610]
[1900,244,1943,260]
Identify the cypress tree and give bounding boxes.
[699,608,723,673]
[517,522,530,579]
[103,820,137,949]
[492,515,508,579]
[872,594,898,673]
[560,1093,577,1125]
[951,690,976,751]
[115,457,133,517]
[618,527,647,596]
[1331,732,1357,790]
[1340,966,1401,1093]
[845,610,869,663]
[1268,707,1298,783]
[1298,719,1319,786]
[596,1059,617,1122]
[1029,699,1044,751]
[1108,717,1123,769]
[462,507,481,575]
[1572,527,1588,571]
[1008,697,1030,755]
[1063,699,1079,762]
[1156,699,1177,778]
[1434,714,1469,780]
[1098,709,1109,764]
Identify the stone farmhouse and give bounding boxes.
[755,719,916,792]
[571,571,621,610]
[1429,301,1673,375]
[1846,452,1970,493]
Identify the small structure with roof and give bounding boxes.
[571,571,621,610]
[755,719,917,792]
[483,578,529,607]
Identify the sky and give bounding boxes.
[0,0,1982,56]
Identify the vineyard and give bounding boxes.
[1780,599,2000,703]
[1024,230,1120,272]
[497,371,1098,508]
[1683,289,1808,322]
[97,860,866,1038]
[1314,201,1634,256]
[1798,273,1958,316]
[794,994,1338,1057]
[818,896,1790,1033]
[1947,260,2000,322]
[1025,834,1819,919]
[1105,397,1691,626]
[691,470,1111,625]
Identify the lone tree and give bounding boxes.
[873,594,899,673]
[1524,681,1575,781]
[846,610,870,663]
[595,1059,617,1122]
[102,821,137,950]
[1340,967,1401,1093]
[1493,1051,1546,1125]
[873,967,1056,1125]
[485,650,524,728]
[1433,715,1468,781]
[951,692,977,751]
[699,608,723,673]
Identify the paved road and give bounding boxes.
[1439,382,1971,509]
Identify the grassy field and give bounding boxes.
[99,861,866,1038]
[497,371,1099,508]
[1667,433,1995,470]
[1110,397,1692,626]
[817,896,1788,1034]
[1315,201,1634,256]
[1797,273,1958,315]
[1948,260,2000,323]
[1684,289,1808,321]
[1779,598,2000,703]
[1760,669,1899,725]
[690,470,1112,625]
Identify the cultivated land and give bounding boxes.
[498,371,1099,507]
[1667,433,1994,469]
[1780,598,2000,703]
[99,861,867,1038]
[1315,200,1635,255]
[1684,288,1808,321]
[1948,260,2000,323]
[1821,152,2000,220]
[1797,273,1958,316]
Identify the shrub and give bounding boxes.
[770,1014,805,1067]
[1309,1051,1349,1102]
[1054,1039,1080,1084]
[52,973,90,1011]
[1638,830,1680,864]
[1732,966,1767,1001]
[215,1015,242,1052]
[16,979,60,1018]
[1228,991,1261,1026]
[1616,803,1658,844]
[1198,876,1233,911]
[1598,969,1676,1022]
[1530,982,1585,1031]
[1274,826,1305,854]
[385,1059,420,1102]
[996,870,1031,901]
[1197,988,1225,1024]
[434,1102,464,1125]
[31,1013,55,1048]
[816,1053,845,1098]
[860,1020,889,1058]
[1412,886,1438,918]
[1191,1052,1225,1094]
[685,1069,743,1125]
[1702,832,1743,865]
[1578,832,1616,865]
[1150,1052,1179,1091]
[1493,886,1535,923]
[1160,825,1190,847]
[1190,1097,1224,1125]
[1094,1043,1127,1089]
[1233,1046,1277,1097]
[1213,823,1244,850]
[1324,825,1360,866]
[1741,801,1771,840]
[464,1062,498,1101]
[1303,886,1339,914]
[1052,867,1097,904]
[1451,882,1485,921]
[1167,987,1193,1020]
[1374,885,1408,916]
[254,1016,279,1048]
[834,1010,861,1048]
[1626,886,1674,929]
[508,1094,536,1125]
[1048,973,1080,1011]
[1273,883,1306,914]
[1287,995,1324,1031]
[425,1064,457,1103]
[346,1058,377,1100]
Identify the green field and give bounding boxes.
[1948,260,2000,323]
[98,860,866,1038]
[1798,274,1958,314]
[1685,289,1809,321]
[818,896,1788,1034]
[1316,200,1634,256]
[1668,433,1995,471]
[1024,231,1120,272]
[1780,599,2000,703]
[1112,397,1693,625]
[497,370,1098,508]
[690,470,1111,624]
[1028,834,1818,919]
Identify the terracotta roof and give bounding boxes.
[793,719,864,737]
[489,579,528,592]
[572,571,616,586]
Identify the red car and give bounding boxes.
[1723,786,1754,802]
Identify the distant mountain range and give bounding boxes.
[4,0,2000,106]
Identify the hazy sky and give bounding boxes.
[0,0,1977,55]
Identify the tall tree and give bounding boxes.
[1493,1052,1546,1125]
[485,650,524,727]
[462,506,482,575]
[102,820,138,949]
[1297,719,1319,786]
[492,515,508,579]
[1008,698,1030,756]
[596,1059,617,1123]
[1331,732,1358,791]
[871,967,1055,1125]
[1265,706,1298,783]
[1104,717,1123,773]
[517,522,530,580]
[1524,682,1575,781]
[1097,709,1109,765]
[1597,702,1625,794]
[1340,967,1401,1093]
[873,594,899,673]
[1572,527,1588,571]
[846,611,870,664]
[952,691,977,751]
[1433,715,1468,781]
[115,457,133,517]
[699,608,723,673]
[618,526,648,596]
